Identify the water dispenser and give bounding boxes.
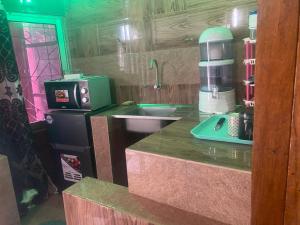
[198,27,236,114]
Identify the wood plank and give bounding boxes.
[151,0,256,49]
[251,0,299,225]
[66,0,257,55]
[147,0,188,16]
[66,0,125,28]
[66,0,255,106]
[115,84,199,105]
[284,19,300,225]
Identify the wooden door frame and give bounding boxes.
[252,0,300,225]
[284,15,300,225]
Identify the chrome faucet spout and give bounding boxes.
[149,59,161,89]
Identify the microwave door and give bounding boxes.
[45,82,81,109]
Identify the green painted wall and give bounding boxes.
[2,0,69,15]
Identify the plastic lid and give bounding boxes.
[199,59,234,67]
[199,27,234,43]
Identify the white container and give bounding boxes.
[199,27,234,61]
[198,27,236,114]
[199,89,236,114]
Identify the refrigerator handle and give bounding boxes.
[50,143,91,152]
[73,83,80,109]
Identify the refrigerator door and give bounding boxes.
[51,144,96,191]
[45,111,91,147]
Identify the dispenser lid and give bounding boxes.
[199,27,234,43]
[199,59,234,67]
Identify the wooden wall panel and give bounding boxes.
[66,0,257,105]
[66,0,125,28]
[252,1,299,225]
[284,20,300,225]
[151,1,256,49]
[115,84,199,105]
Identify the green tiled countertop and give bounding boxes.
[94,104,252,171]
[128,119,252,171]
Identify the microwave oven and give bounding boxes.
[44,75,111,111]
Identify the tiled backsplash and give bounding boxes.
[66,0,257,104]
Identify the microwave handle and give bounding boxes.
[73,83,80,108]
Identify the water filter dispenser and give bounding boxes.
[199,60,234,92]
[198,27,236,114]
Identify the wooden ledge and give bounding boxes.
[63,177,228,225]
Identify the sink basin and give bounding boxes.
[113,104,187,133]
[129,107,177,117]
[125,118,174,133]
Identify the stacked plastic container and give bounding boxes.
[243,11,257,108]
[198,27,236,114]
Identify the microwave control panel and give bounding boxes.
[79,81,91,109]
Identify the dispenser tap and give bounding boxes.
[212,86,219,99]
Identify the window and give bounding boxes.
[7,13,70,123]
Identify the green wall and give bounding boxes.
[2,0,69,15]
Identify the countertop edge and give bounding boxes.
[126,148,251,173]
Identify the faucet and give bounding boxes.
[149,59,161,89]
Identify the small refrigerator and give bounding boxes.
[45,110,98,191]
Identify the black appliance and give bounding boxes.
[45,109,104,191]
[44,75,111,111]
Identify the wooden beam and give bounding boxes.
[284,19,300,225]
[252,1,299,225]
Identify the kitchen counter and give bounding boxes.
[94,104,252,172]
[128,119,251,171]
[90,105,252,225]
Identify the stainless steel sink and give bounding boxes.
[113,105,183,133]
[125,118,174,133]
[128,107,177,117]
